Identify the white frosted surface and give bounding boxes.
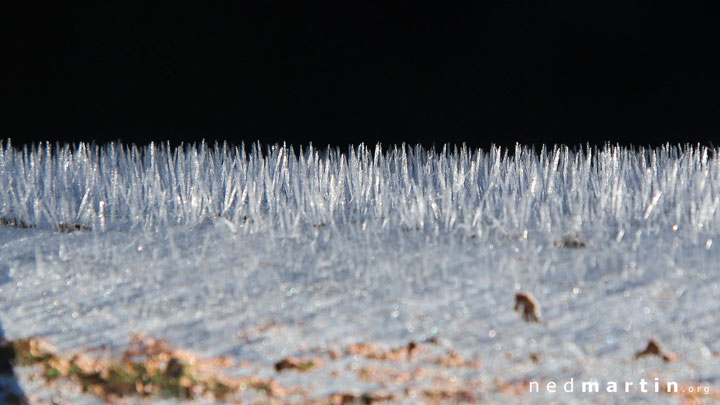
[1,142,719,403]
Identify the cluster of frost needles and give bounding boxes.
[2,140,720,404]
[1,141,719,235]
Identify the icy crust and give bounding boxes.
[1,142,720,403]
[1,142,719,236]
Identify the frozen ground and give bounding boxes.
[1,141,720,404]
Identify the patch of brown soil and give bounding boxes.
[0,217,34,229]
[1,334,295,402]
[347,341,422,362]
[431,350,481,368]
[54,222,92,233]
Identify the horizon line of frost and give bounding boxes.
[1,140,719,235]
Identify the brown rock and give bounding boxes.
[635,339,676,362]
[514,292,541,322]
[274,356,321,372]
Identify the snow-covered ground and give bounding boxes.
[1,141,720,404]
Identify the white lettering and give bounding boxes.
[582,381,599,393]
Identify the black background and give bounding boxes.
[5,2,720,150]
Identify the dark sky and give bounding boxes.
[5,2,720,149]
